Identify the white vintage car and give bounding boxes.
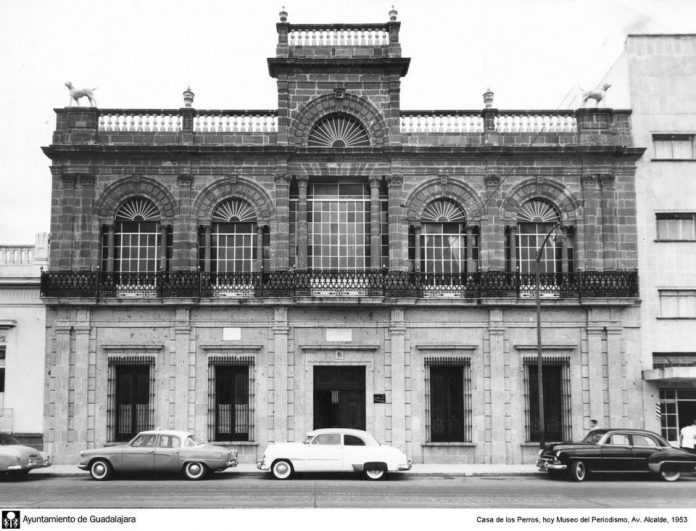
[257,428,412,480]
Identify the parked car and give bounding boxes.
[257,428,412,480]
[537,428,696,482]
[78,430,238,480]
[0,432,51,480]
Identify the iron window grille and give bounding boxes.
[522,356,571,442]
[207,355,255,442]
[424,356,472,442]
[106,356,156,442]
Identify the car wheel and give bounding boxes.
[363,464,386,481]
[183,461,207,480]
[89,459,112,481]
[660,468,681,482]
[570,460,588,482]
[272,459,293,480]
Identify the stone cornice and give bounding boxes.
[267,57,411,77]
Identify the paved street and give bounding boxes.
[1,473,694,508]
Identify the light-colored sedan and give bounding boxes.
[78,430,238,480]
[257,428,412,480]
[0,432,51,480]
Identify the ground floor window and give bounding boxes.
[107,358,155,442]
[659,388,696,444]
[523,357,571,442]
[425,357,472,442]
[208,356,254,442]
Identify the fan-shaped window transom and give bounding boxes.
[115,197,160,221]
[212,199,257,223]
[308,113,370,148]
[517,200,559,223]
[422,200,466,223]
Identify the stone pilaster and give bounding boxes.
[296,177,308,269]
[273,307,289,441]
[369,176,382,268]
[481,174,504,271]
[174,308,191,431]
[488,308,507,463]
[273,172,291,269]
[581,174,602,270]
[606,328,625,427]
[599,174,618,270]
[389,308,406,448]
[174,173,196,270]
[387,174,407,270]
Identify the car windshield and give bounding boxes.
[581,429,608,444]
[0,433,20,445]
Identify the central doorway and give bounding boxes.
[313,366,366,430]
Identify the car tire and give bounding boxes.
[363,464,386,481]
[659,468,681,482]
[570,460,588,482]
[89,459,112,481]
[272,459,293,480]
[183,461,207,480]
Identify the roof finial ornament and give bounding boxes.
[279,6,288,22]
[483,87,495,109]
[389,6,398,22]
[183,86,195,108]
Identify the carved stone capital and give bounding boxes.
[485,174,500,188]
[598,173,615,189]
[177,173,193,188]
[274,172,290,186]
[581,174,597,188]
[387,174,403,188]
[369,175,382,188]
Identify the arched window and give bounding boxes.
[308,113,370,147]
[112,197,163,274]
[420,200,473,274]
[516,199,562,274]
[209,198,257,273]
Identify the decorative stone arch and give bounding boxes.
[405,177,485,225]
[290,92,389,146]
[96,176,177,223]
[192,177,273,225]
[501,178,581,224]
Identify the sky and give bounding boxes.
[1,0,695,244]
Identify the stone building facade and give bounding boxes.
[0,234,48,447]
[42,10,644,464]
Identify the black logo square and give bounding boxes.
[2,511,20,529]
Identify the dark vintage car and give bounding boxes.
[78,430,238,480]
[537,428,696,482]
[0,432,51,480]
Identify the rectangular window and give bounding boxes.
[107,358,155,442]
[653,134,695,159]
[656,213,696,241]
[208,356,254,442]
[659,290,696,318]
[523,358,571,442]
[425,358,471,442]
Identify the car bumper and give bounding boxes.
[536,459,567,472]
[256,458,271,471]
[7,457,51,472]
[397,459,412,471]
[226,457,238,468]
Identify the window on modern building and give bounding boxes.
[653,134,695,159]
[659,290,696,318]
[512,199,574,274]
[207,358,254,442]
[107,360,155,442]
[0,347,4,408]
[659,388,696,443]
[425,358,472,443]
[102,197,171,275]
[656,213,696,241]
[199,198,258,273]
[523,358,571,442]
[308,113,370,147]
[418,199,477,274]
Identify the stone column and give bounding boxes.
[387,174,406,270]
[413,225,422,271]
[508,226,517,273]
[296,177,308,269]
[273,307,289,442]
[369,176,382,268]
[466,226,475,274]
[560,227,569,274]
[599,174,617,270]
[203,225,212,273]
[273,173,290,270]
[106,224,115,273]
[390,308,406,448]
[160,224,168,271]
[581,174,601,271]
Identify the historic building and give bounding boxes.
[41,9,644,464]
[0,233,48,447]
[601,34,696,445]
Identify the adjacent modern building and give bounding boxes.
[602,34,696,445]
[41,10,644,464]
[0,233,48,447]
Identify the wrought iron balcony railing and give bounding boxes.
[40,270,639,300]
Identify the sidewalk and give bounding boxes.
[32,463,541,478]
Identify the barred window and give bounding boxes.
[656,213,696,241]
[208,356,255,442]
[424,357,472,442]
[107,357,156,442]
[523,357,571,442]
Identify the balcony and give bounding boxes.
[40,270,639,301]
